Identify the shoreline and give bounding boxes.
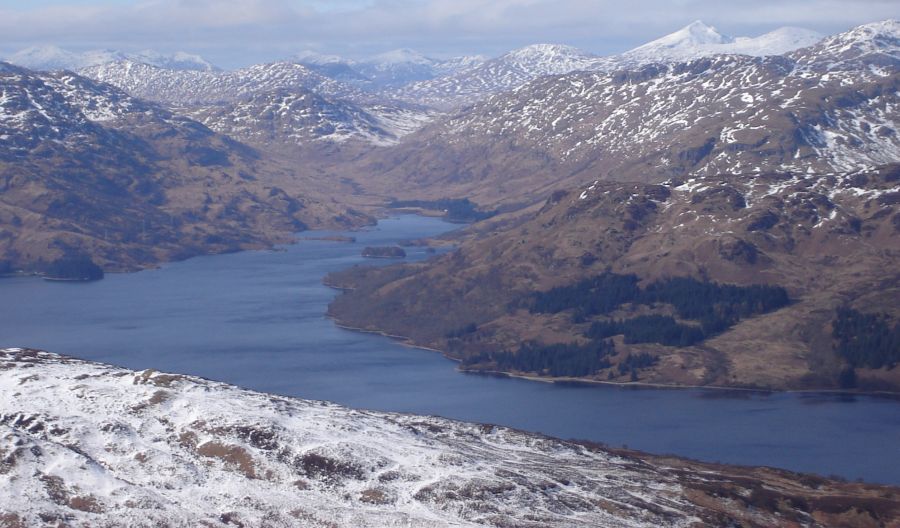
[460,367,900,397]
[326,311,900,398]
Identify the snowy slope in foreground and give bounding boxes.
[0,349,688,527]
[3,348,890,527]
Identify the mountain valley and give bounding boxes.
[328,164,900,391]
[2,13,900,526]
[2,19,897,386]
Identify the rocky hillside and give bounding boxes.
[0,63,368,271]
[328,164,900,392]
[2,348,898,527]
[354,20,898,206]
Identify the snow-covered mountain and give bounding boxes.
[431,54,487,76]
[360,20,900,203]
[186,88,436,148]
[0,61,186,156]
[726,27,825,56]
[619,21,823,65]
[392,22,824,109]
[0,62,358,270]
[353,49,439,88]
[2,348,893,527]
[292,51,371,84]
[5,45,218,72]
[293,49,486,89]
[130,50,219,72]
[80,60,365,107]
[78,59,432,147]
[392,43,601,109]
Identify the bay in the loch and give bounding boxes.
[1,215,898,485]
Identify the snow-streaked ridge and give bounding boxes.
[186,88,436,147]
[397,19,899,179]
[0,348,712,527]
[80,60,361,106]
[391,21,825,109]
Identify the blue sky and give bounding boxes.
[1,0,897,68]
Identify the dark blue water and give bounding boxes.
[1,215,898,485]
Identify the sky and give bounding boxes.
[0,0,897,68]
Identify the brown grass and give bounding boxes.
[196,441,257,479]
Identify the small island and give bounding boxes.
[43,255,105,281]
[361,246,407,259]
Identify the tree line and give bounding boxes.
[463,339,615,377]
[531,272,789,346]
[586,315,706,347]
[832,307,900,370]
[44,255,104,281]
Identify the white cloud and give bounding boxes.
[1,0,896,68]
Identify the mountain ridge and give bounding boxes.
[2,347,897,527]
[389,21,826,109]
[349,20,899,206]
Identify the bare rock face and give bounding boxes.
[2,347,898,527]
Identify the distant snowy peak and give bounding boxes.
[131,50,219,72]
[632,20,733,53]
[5,45,218,72]
[389,23,826,109]
[292,49,486,89]
[6,45,124,72]
[81,60,364,107]
[389,43,600,110]
[501,43,600,74]
[368,48,433,66]
[724,27,822,56]
[293,50,350,66]
[623,21,822,63]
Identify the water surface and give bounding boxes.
[2,215,898,484]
